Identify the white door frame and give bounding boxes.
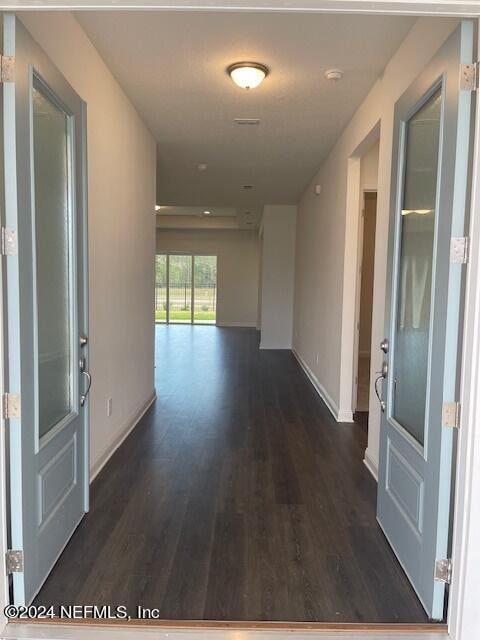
[1,3,480,639]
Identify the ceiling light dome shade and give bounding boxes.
[227,62,269,90]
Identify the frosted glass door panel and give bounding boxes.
[392,90,441,446]
[33,82,73,439]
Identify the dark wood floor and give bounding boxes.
[35,325,428,622]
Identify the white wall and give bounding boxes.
[292,17,459,473]
[360,140,380,191]
[260,205,297,349]
[257,228,264,330]
[20,12,157,478]
[156,228,259,327]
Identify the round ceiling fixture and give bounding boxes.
[203,210,212,215]
[227,62,269,90]
[325,68,344,82]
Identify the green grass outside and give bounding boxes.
[155,309,215,322]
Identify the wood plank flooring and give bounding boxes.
[34,326,429,623]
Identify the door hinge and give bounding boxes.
[434,558,452,584]
[1,227,18,256]
[0,55,14,83]
[1,393,21,420]
[442,401,461,429]
[460,62,478,91]
[450,237,469,264]
[5,550,23,574]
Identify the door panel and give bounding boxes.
[193,255,217,324]
[377,22,473,620]
[168,254,192,323]
[2,15,89,605]
[154,254,167,323]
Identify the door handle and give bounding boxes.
[79,357,92,407]
[375,361,388,413]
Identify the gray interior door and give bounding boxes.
[2,14,89,605]
[376,21,474,620]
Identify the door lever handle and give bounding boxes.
[374,361,388,413]
[79,358,92,407]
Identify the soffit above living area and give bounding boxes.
[76,11,416,223]
[155,205,262,229]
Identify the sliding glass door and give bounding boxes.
[155,254,217,325]
[154,254,168,323]
[194,256,217,324]
[168,254,192,323]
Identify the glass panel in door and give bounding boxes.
[168,255,192,323]
[33,80,74,439]
[155,254,167,323]
[391,89,441,446]
[193,255,217,324]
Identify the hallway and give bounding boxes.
[35,326,427,622]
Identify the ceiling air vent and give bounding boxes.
[235,118,260,126]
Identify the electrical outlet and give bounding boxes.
[107,398,113,417]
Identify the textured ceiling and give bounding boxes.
[76,11,416,225]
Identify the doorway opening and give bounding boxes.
[2,9,475,632]
[356,191,378,416]
[155,253,217,325]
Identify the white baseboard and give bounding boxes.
[216,321,257,328]
[338,409,354,422]
[90,391,157,482]
[363,447,378,481]
[292,348,345,422]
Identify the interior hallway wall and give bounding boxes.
[20,12,157,478]
[257,228,264,330]
[156,228,259,327]
[292,17,459,475]
[260,205,297,349]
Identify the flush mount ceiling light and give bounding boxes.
[325,68,344,82]
[203,210,212,215]
[227,62,269,90]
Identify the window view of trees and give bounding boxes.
[155,254,217,324]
